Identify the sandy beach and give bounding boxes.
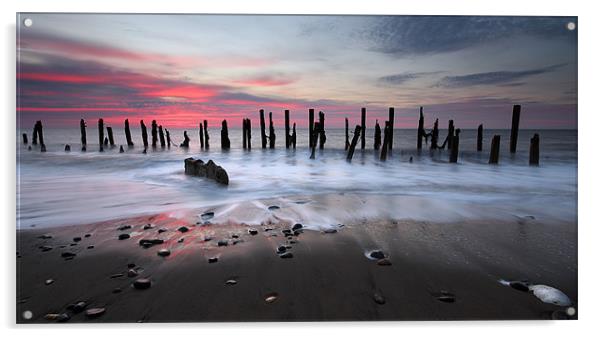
[16,199,577,323]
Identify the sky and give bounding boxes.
[17,14,577,129]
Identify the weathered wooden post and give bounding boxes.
[446,120,455,149]
[119,145,124,153]
[477,124,483,151]
[310,122,320,159]
[246,118,252,149]
[380,121,390,161]
[318,111,326,149]
[529,133,540,166]
[98,119,104,152]
[510,104,521,153]
[450,129,460,163]
[125,119,134,147]
[430,118,439,150]
[80,119,87,151]
[346,125,362,161]
[140,120,148,148]
[166,129,172,148]
[203,120,209,149]
[388,107,394,150]
[345,118,350,151]
[361,107,366,150]
[269,112,276,149]
[199,122,204,149]
[151,120,158,148]
[104,136,108,147]
[285,109,291,149]
[107,126,115,147]
[489,135,501,164]
[417,107,424,150]
[291,123,297,149]
[374,120,381,150]
[260,109,267,149]
[221,120,231,149]
[242,118,248,149]
[32,122,38,145]
[36,121,45,152]
[22,133,28,144]
[180,131,190,147]
[159,125,166,148]
[309,108,315,148]
[64,144,71,152]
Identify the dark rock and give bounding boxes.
[231,234,239,239]
[369,250,386,260]
[276,246,287,253]
[109,273,124,279]
[185,158,229,185]
[292,223,303,231]
[70,243,78,246]
[143,224,153,230]
[373,293,386,305]
[118,233,130,240]
[201,212,215,220]
[87,245,94,249]
[232,239,242,245]
[57,313,71,322]
[177,226,189,233]
[84,234,91,238]
[157,249,171,257]
[118,225,132,231]
[248,229,258,235]
[139,239,164,247]
[38,234,53,239]
[40,245,53,252]
[73,237,81,242]
[436,291,456,303]
[268,205,280,211]
[509,281,531,292]
[133,278,151,290]
[204,237,213,242]
[85,308,106,318]
[282,229,292,235]
[217,240,229,247]
[208,257,218,263]
[127,263,136,268]
[157,228,167,233]
[376,258,392,266]
[323,228,337,234]
[293,230,303,236]
[279,252,293,259]
[69,301,87,313]
[177,238,184,243]
[64,144,71,151]
[61,252,76,258]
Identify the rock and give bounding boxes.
[184,158,229,185]
[292,223,303,231]
[509,281,530,292]
[143,224,153,230]
[373,293,386,304]
[127,269,138,277]
[45,279,54,285]
[201,212,215,220]
[133,278,151,290]
[118,233,130,240]
[109,273,124,279]
[204,236,213,242]
[288,239,297,244]
[44,313,61,320]
[87,245,94,249]
[376,258,392,266]
[40,245,53,252]
[119,145,125,153]
[225,279,237,285]
[268,205,280,211]
[279,252,293,259]
[69,301,87,313]
[64,144,71,151]
[177,226,189,233]
[70,243,78,246]
[529,284,572,306]
[217,240,229,247]
[264,293,278,303]
[118,225,132,231]
[61,252,76,258]
[57,313,71,322]
[208,257,218,263]
[84,234,91,238]
[38,234,53,239]
[248,229,258,235]
[293,230,303,236]
[323,228,337,234]
[369,250,386,260]
[231,234,239,239]
[157,228,167,233]
[127,263,136,268]
[177,238,184,243]
[139,239,164,247]
[73,237,81,242]
[157,249,171,257]
[276,246,286,253]
[85,308,106,318]
[232,239,242,245]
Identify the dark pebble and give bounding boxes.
[158,228,167,233]
[231,234,239,239]
[248,229,258,235]
[61,252,76,258]
[73,237,81,242]
[39,234,53,239]
[509,281,531,292]
[292,223,303,231]
[85,308,106,318]
[157,249,171,257]
[127,269,138,277]
[204,237,213,242]
[118,233,130,240]
[110,273,124,279]
[178,238,184,243]
[87,245,94,249]
[276,246,287,253]
[201,212,215,220]
[40,245,53,252]
[118,225,132,231]
[127,263,136,268]
[112,288,122,294]
[177,226,189,233]
[69,301,87,313]
[84,234,91,238]
[293,230,303,236]
[268,205,280,211]
[282,229,292,235]
[70,243,77,246]
[208,257,218,263]
[139,239,164,247]
[57,313,71,322]
[217,240,229,247]
[369,250,386,260]
[436,291,456,303]
[133,278,151,289]
[143,224,154,230]
[279,252,293,259]
[373,293,386,304]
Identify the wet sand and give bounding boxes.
[16,212,577,322]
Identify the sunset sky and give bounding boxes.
[17,14,577,129]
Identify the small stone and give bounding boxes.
[265,293,278,303]
[177,238,184,243]
[44,313,60,320]
[509,281,530,292]
[217,240,229,247]
[118,225,132,231]
[87,245,94,249]
[293,230,303,236]
[232,239,242,245]
[133,278,151,290]
[276,245,287,253]
[177,226,189,233]
[282,229,292,235]
[292,223,303,231]
[70,243,78,246]
[39,234,53,239]
[109,273,124,279]
[45,279,54,285]
[73,237,81,242]
[118,233,130,240]
[376,258,392,266]
[373,293,386,305]
[369,250,386,260]
[85,308,106,318]
[69,301,87,313]
[323,228,338,234]
[208,257,218,263]
[264,227,273,231]
[158,228,167,233]
[139,239,164,247]
[231,234,239,239]
[61,252,76,258]
[248,229,258,235]
[288,240,297,244]
[127,263,136,268]
[84,234,91,238]
[40,245,53,252]
[204,237,213,242]
[143,224,153,230]
[127,269,138,277]
[279,252,293,259]
[57,313,71,322]
[201,212,214,220]
[268,205,280,211]
[157,249,171,257]
[225,279,237,285]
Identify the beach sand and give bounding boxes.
[16,207,577,323]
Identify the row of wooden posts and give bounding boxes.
[23,104,540,165]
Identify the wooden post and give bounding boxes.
[310,122,320,159]
[80,119,87,150]
[36,121,45,152]
[246,118,252,149]
[345,118,350,150]
[285,109,291,149]
[199,122,204,149]
[309,108,315,148]
[510,104,521,153]
[380,121,390,161]
[22,133,28,144]
[450,129,460,163]
[318,111,326,149]
[430,118,439,150]
[203,120,209,149]
[32,122,38,145]
[489,135,501,164]
[151,120,158,148]
[388,107,394,150]
[346,125,362,161]
[98,119,104,152]
[269,112,275,149]
[529,133,540,166]
[242,118,247,149]
[260,109,267,149]
[291,123,296,149]
[119,145,124,153]
[166,129,171,148]
[417,107,424,150]
[477,124,483,151]
[180,131,190,147]
[125,119,134,147]
[140,120,148,148]
[361,107,366,150]
[374,120,381,150]
[107,126,115,147]
[446,120,455,149]
[221,119,231,149]
[159,125,166,148]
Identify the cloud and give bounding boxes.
[378,71,443,85]
[434,64,566,88]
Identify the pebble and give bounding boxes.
[204,237,213,242]
[292,223,303,231]
[157,249,171,257]
[118,233,130,240]
[45,279,54,285]
[276,245,287,253]
[178,238,184,243]
[127,263,136,268]
[84,234,91,238]
[225,279,237,285]
[208,257,218,263]
[133,278,152,290]
[87,245,94,249]
[118,225,132,231]
[373,293,386,305]
[268,205,280,211]
[293,230,303,236]
[323,228,338,234]
[70,243,78,246]
[201,212,215,220]
[127,269,138,277]
[39,234,53,239]
[288,240,297,244]
[509,281,530,292]
[217,240,229,247]
[143,224,154,230]
[248,229,258,235]
[282,229,292,235]
[231,234,239,239]
[69,301,87,313]
[44,313,60,320]
[279,252,294,259]
[265,293,279,303]
[139,239,164,247]
[376,258,392,266]
[57,313,71,322]
[109,273,124,279]
[40,245,53,252]
[369,250,386,260]
[73,237,81,242]
[177,226,189,233]
[158,228,167,233]
[85,308,106,318]
[61,252,76,258]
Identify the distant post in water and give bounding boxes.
[166,129,171,148]
[242,118,248,149]
[269,112,276,149]
[180,131,190,148]
[98,119,104,152]
[417,107,424,150]
[32,122,38,145]
[450,129,460,163]
[374,120,381,150]
[203,120,209,149]
[477,124,483,152]
[285,109,291,149]
[529,133,540,166]
[107,126,115,147]
[346,125,362,161]
[291,123,297,149]
[380,121,390,161]
[361,107,366,150]
[22,133,28,144]
[140,120,148,148]
[159,125,166,148]
[446,120,455,149]
[510,104,521,153]
[430,118,439,150]
[308,108,315,148]
[246,118,252,149]
[260,109,267,149]
[318,111,326,149]
[199,122,204,149]
[151,120,158,148]
[489,135,501,164]
[310,122,320,159]
[125,119,134,147]
[345,118,350,150]
[221,119,231,149]
[35,121,45,152]
[80,119,87,151]
[388,107,394,150]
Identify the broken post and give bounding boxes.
[380,121,390,161]
[510,104,521,153]
[374,120,381,150]
[159,126,166,148]
[269,112,275,149]
[98,119,104,152]
[388,107,394,150]
[180,131,190,147]
[417,107,424,150]
[430,119,439,150]
[346,125,362,161]
[107,126,115,147]
[119,145,124,153]
[203,120,209,149]
[361,107,366,150]
[166,129,171,148]
[199,122,204,149]
[246,118,252,149]
[477,124,483,152]
[32,122,38,145]
[318,111,326,149]
[345,118,350,150]
[221,120,231,149]
[260,109,267,149]
[242,118,247,149]
[285,109,291,149]
[489,135,501,164]
[151,120,158,148]
[125,119,134,147]
[529,133,540,166]
[80,119,87,151]
[446,120,455,149]
[291,123,297,149]
[22,133,28,144]
[140,120,148,148]
[450,129,460,163]
[309,108,315,148]
[36,121,45,152]
[310,122,320,159]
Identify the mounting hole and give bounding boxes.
[23,18,33,27]
[566,306,576,316]
[22,310,33,319]
[567,22,576,31]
